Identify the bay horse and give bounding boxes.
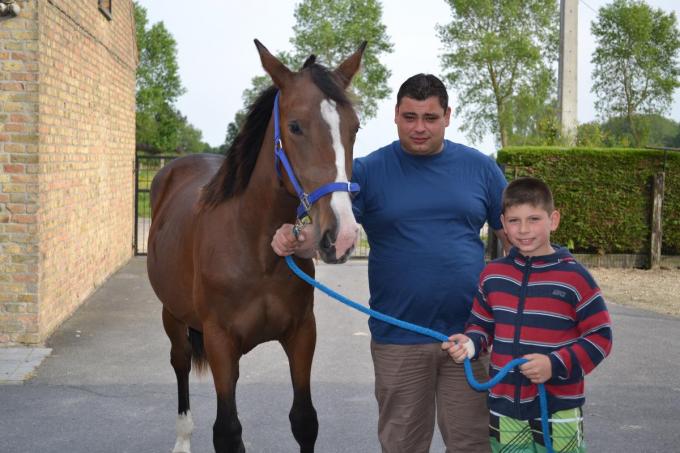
[146,40,366,453]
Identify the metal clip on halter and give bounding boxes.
[293,214,312,239]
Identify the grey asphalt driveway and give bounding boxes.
[0,257,678,452]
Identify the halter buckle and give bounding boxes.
[300,193,312,213]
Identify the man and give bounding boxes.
[272,74,508,453]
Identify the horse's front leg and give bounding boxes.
[281,312,319,453]
[204,326,245,453]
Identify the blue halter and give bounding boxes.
[273,91,360,236]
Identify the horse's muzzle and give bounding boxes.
[318,226,357,264]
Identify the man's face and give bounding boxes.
[394,96,451,155]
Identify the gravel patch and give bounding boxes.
[589,267,680,317]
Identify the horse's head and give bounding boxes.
[255,40,366,264]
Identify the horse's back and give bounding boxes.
[147,153,225,324]
[150,153,223,216]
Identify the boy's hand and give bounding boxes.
[519,354,552,384]
[442,334,475,363]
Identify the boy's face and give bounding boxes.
[501,203,560,257]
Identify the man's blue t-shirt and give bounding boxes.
[352,140,507,344]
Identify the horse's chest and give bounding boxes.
[197,268,313,328]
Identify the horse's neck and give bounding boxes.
[239,123,298,243]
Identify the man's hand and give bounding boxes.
[271,224,316,258]
[519,354,552,384]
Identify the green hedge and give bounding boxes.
[497,147,680,255]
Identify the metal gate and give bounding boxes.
[134,153,370,257]
[134,154,176,255]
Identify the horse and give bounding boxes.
[146,40,366,453]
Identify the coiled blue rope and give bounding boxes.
[285,255,554,453]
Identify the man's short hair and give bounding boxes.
[397,74,449,111]
[502,177,555,213]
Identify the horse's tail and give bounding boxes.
[188,327,210,375]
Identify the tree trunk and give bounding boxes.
[499,124,508,148]
[626,101,641,147]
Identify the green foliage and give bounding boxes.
[438,0,559,147]
[674,128,680,147]
[577,114,680,148]
[176,114,210,154]
[508,104,566,146]
[223,75,271,151]
[224,0,393,151]
[591,0,680,147]
[135,3,184,152]
[134,2,211,154]
[498,147,680,255]
[576,122,607,147]
[290,0,393,120]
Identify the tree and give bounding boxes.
[591,0,680,147]
[577,114,680,148]
[135,2,185,153]
[576,121,608,147]
[438,0,559,148]
[223,0,393,151]
[176,113,211,154]
[290,0,392,120]
[223,76,271,152]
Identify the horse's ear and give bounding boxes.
[302,54,316,69]
[333,41,367,88]
[254,39,293,89]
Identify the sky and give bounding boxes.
[136,0,680,157]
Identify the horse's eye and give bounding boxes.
[288,121,303,136]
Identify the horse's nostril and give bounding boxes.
[321,230,335,250]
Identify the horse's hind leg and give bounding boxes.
[162,308,194,453]
[281,313,319,453]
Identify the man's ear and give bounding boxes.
[443,106,451,127]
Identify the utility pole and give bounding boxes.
[558,0,578,145]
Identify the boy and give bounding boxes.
[443,177,612,452]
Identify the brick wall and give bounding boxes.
[0,0,137,344]
[0,1,40,344]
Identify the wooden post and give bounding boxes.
[650,172,665,269]
[487,228,503,261]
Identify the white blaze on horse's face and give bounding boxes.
[319,98,359,260]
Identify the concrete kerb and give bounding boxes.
[0,347,52,384]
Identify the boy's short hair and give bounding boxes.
[397,74,449,111]
[502,177,555,213]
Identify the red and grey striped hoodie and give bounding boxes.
[465,246,613,420]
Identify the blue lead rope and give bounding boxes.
[284,255,554,453]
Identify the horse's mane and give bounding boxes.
[200,57,351,208]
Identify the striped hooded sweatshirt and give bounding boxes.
[465,246,612,420]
